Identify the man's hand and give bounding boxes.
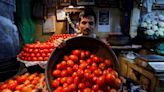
[53,38,65,48]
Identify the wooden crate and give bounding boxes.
[119,57,158,92]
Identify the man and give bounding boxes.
[77,8,97,38]
[54,8,101,47]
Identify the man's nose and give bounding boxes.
[85,23,90,28]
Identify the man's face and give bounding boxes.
[78,16,96,35]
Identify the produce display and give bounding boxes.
[18,41,55,61]
[18,34,76,62]
[17,34,77,67]
[0,72,46,92]
[139,13,164,40]
[51,49,122,92]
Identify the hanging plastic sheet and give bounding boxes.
[16,0,35,45]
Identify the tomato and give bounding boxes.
[86,58,92,65]
[0,83,7,89]
[32,57,37,61]
[16,75,27,83]
[63,55,69,61]
[92,84,99,91]
[69,83,76,91]
[44,57,49,61]
[84,72,92,80]
[61,77,67,84]
[96,75,105,86]
[111,70,118,78]
[52,70,61,77]
[67,60,74,67]
[61,70,68,77]
[79,63,87,70]
[69,55,78,62]
[78,83,86,90]
[109,88,117,92]
[114,78,121,89]
[72,49,81,56]
[80,51,86,60]
[105,73,116,86]
[52,80,60,88]
[83,88,92,92]
[85,50,90,57]
[1,89,12,92]
[7,80,18,90]
[66,67,73,75]
[73,64,79,71]
[73,76,80,84]
[104,59,112,67]
[92,56,100,63]
[41,53,46,57]
[33,49,39,53]
[66,77,73,84]
[38,56,44,61]
[36,53,41,57]
[15,84,25,91]
[99,63,106,70]
[30,53,35,57]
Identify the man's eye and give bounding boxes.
[82,22,87,25]
[89,22,94,25]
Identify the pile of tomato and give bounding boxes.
[51,49,122,92]
[0,72,45,92]
[47,34,77,43]
[18,41,55,61]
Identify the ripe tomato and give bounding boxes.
[92,84,99,91]
[67,60,74,67]
[78,83,86,90]
[72,49,81,56]
[106,73,116,86]
[69,55,78,62]
[83,88,92,92]
[1,89,12,92]
[7,80,18,90]
[69,83,76,91]
[114,78,121,89]
[104,59,112,67]
[52,80,60,88]
[15,84,25,91]
[52,70,61,77]
[61,70,68,77]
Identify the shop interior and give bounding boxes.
[0,0,164,92]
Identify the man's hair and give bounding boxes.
[79,8,96,23]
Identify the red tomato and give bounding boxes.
[66,67,73,75]
[1,89,12,92]
[83,88,92,92]
[0,83,7,89]
[15,84,25,91]
[69,83,76,91]
[85,50,90,57]
[38,56,44,61]
[114,78,121,89]
[52,70,61,77]
[61,70,68,77]
[67,60,74,67]
[106,73,116,86]
[7,80,18,90]
[78,83,86,90]
[104,59,112,67]
[69,55,78,62]
[72,49,81,56]
[92,84,99,91]
[52,80,60,88]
